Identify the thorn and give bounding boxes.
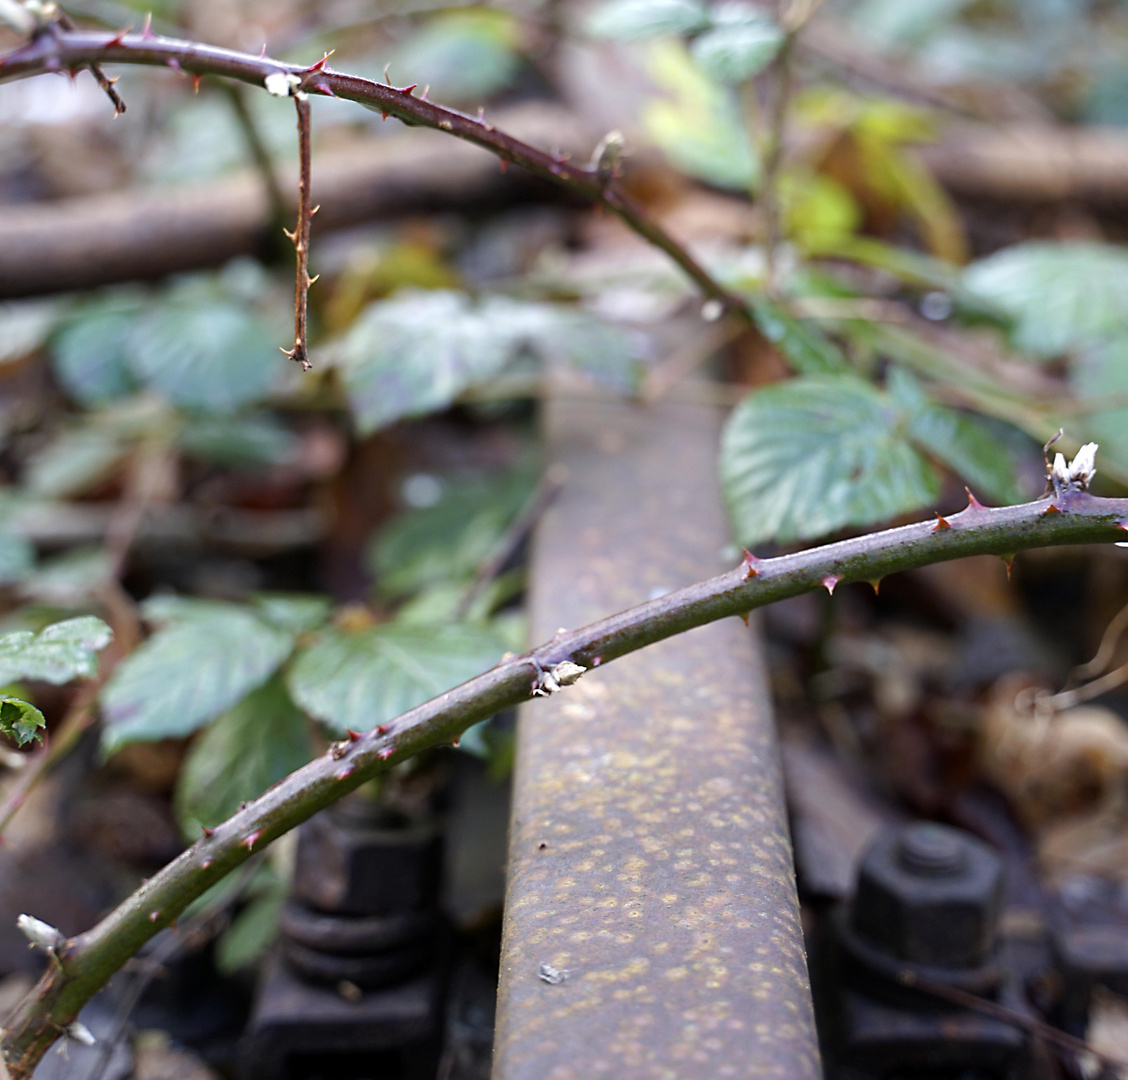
[821,574,840,596]
[305,50,335,73]
[282,226,297,242]
[307,273,320,286]
[383,63,393,85]
[869,580,881,595]
[106,27,130,47]
[242,830,262,849]
[335,765,354,780]
[451,736,460,748]
[202,858,211,869]
[1043,502,1062,516]
[592,655,602,667]
[377,747,395,760]
[346,729,363,741]
[499,159,508,174]
[739,612,750,627]
[260,43,268,59]
[141,12,154,38]
[741,548,761,580]
[1117,520,1128,533]
[964,487,986,511]
[315,82,335,97]
[399,84,417,95]
[932,513,951,532]
[66,67,80,81]
[167,57,180,70]
[421,84,430,100]
[191,73,201,94]
[201,826,215,837]
[381,110,388,121]
[149,910,160,922]
[477,106,485,123]
[311,205,320,215]
[1001,555,1015,580]
[375,724,390,735]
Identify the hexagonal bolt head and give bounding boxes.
[850,822,1004,969]
[291,807,443,917]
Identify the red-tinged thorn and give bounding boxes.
[346,728,363,741]
[149,910,160,923]
[420,85,430,100]
[499,159,508,174]
[260,44,268,59]
[740,612,750,627]
[377,747,395,760]
[964,487,986,511]
[451,736,460,748]
[400,84,417,95]
[1043,502,1061,516]
[202,858,211,869]
[66,67,80,81]
[243,830,262,850]
[306,50,335,73]
[201,826,215,838]
[933,513,951,532]
[191,73,201,93]
[141,12,154,38]
[381,110,388,121]
[107,28,129,47]
[335,765,353,780]
[1001,555,1015,580]
[869,580,881,595]
[316,82,335,97]
[376,724,390,735]
[821,574,840,596]
[1117,519,1128,533]
[741,548,761,580]
[477,107,486,122]
[592,656,602,667]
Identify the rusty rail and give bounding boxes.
[493,398,821,1079]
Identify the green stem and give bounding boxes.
[3,487,1128,1075]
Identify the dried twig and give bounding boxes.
[281,91,316,371]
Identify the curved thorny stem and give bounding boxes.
[3,488,1128,1074]
[0,24,749,322]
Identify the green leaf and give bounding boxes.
[0,300,62,366]
[174,678,311,835]
[24,428,129,499]
[0,616,112,687]
[287,621,508,736]
[720,374,939,545]
[586,0,709,40]
[963,242,1128,358]
[127,287,280,413]
[370,465,537,598]
[690,13,784,84]
[887,368,1031,504]
[530,310,646,393]
[177,412,300,469]
[252,594,333,634]
[751,298,852,374]
[0,697,46,747]
[50,301,140,406]
[215,885,286,974]
[337,291,518,434]
[0,533,34,586]
[392,10,522,102]
[642,40,759,190]
[101,601,295,753]
[21,547,113,606]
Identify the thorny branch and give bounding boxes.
[0,26,749,321]
[281,89,316,371]
[5,480,1128,1074]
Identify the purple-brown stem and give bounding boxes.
[4,488,1128,1075]
[282,92,315,371]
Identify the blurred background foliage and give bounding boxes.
[5,0,1128,974]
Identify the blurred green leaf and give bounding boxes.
[127,283,280,413]
[0,616,111,687]
[50,301,140,406]
[252,594,333,634]
[24,428,129,499]
[215,884,286,974]
[370,465,537,598]
[101,600,294,753]
[0,533,34,587]
[174,678,311,835]
[587,0,709,40]
[0,698,45,747]
[751,298,852,374]
[963,242,1128,359]
[643,40,758,190]
[1071,338,1128,476]
[178,412,300,469]
[887,367,1030,504]
[690,10,784,84]
[0,300,62,366]
[287,620,509,736]
[720,374,940,545]
[393,10,522,102]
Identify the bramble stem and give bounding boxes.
[282,92,315,371]
[0,28,747,321]
[3,487,1128,1074]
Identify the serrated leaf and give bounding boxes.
[288,621,508,736]
[963,242,1128,359]
[887,367,1030,504]
[174,678,311,835]
[643,40,759,191]
[101,602,295,753]
[586,0,709,40]
[127,291,280,413]
[50,302,140,406]
[720,374,940,545]
[338,291,518,434]
[0,616,112,687]
[690,15,784,84]
[0,697,46,747]
[370,465,537,598]
[751,298,851,374]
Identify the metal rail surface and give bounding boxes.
[492,398,821,1079]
